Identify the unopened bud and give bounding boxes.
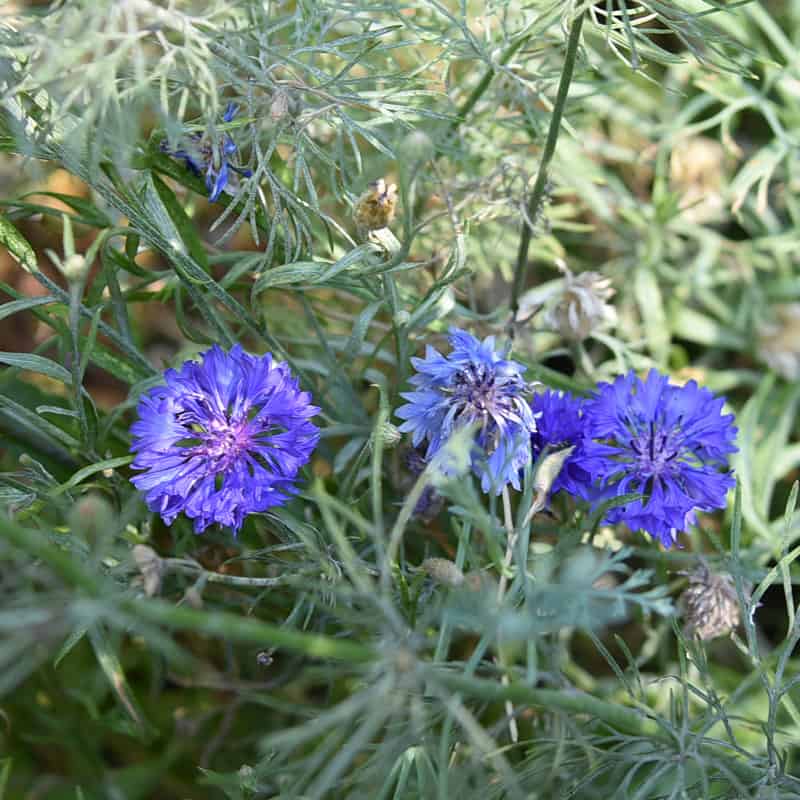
[68,494,114,546]
[523,446,574,525]
[371,421,402,449]
[61,253,89,284]
[398,130,435,164]
[421,557,464,587]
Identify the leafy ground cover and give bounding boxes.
[1,1,800,797]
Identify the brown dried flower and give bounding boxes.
[421,558,465,587]
[757,303,800,381]
[670,136,727,223]
[681,562,740,640]
[353,178,398,232]
[542,263,616,342]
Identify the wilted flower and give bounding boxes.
[353,178,398,232]
[682,562,740,640]
[130,345,319,534]
[582,370,737,547]
[543,264,616,342]
[757,303,800,381]
[163,102,252,202]
[396,328,537,494]
[670,136,727,223]
[530,389,605,500]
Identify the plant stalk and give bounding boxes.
[510,8,585,317]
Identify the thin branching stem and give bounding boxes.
[509,7,585,317]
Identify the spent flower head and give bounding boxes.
[543,264,617,342]
[353,178,398,232]
[162,102,252,202]
[682,561,741,640]
[395,328,537,494]
[130,345,319,534]
[582,369,737,547]
[757,303,800,381]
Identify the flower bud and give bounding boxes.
[681,563,740,640]
[370,420,402,450]
[68,494,114,546]
[61,253,89,284]
[398,130,435,164]
[421,557,464,587]
[353,178,398,232]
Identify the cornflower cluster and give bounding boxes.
[396,329,738,547]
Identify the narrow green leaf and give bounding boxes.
[88,626,149,732]
[0,758,11,800]
[51,455,134,496]
[0,296,57,322]
[0,351,73,385]
[150,174,209,270]
[0,215,37,271]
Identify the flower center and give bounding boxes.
[452,363,499,416]
[628,419,682,477]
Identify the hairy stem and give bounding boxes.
[509,8,585,316]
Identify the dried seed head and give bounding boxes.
[353,178,398,232]
[421,557,465,587]
[543,264,616,342]
[270,88,290,122]
[681,563,740,640]
[757,303,800,381]
[670,136,726,223]
[132,544,164,597]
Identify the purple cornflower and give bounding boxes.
[130,345,319,534]
[395,328,537,494]
[582,369,737,547]
[163,103,252,202]
[530,389,603,500]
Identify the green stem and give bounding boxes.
[510,9,585,316]
[432,670,766,786]
[123,597,376,664]
[444,34,531,142]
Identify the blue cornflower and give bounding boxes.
[164,103,252,202]
[530,389,603,500]
[582,369,737,547]
[395,328,537,494]
[130,345,319,534]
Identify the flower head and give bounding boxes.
[353,178,398,232]
[582,370,737,547]
[395,328,537,493]
[530,389,604,500]
[681,561,740,640]
[130,345,319,534]
[542,265,616,342]
[163,103,252,202]
[757,303,800,381]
